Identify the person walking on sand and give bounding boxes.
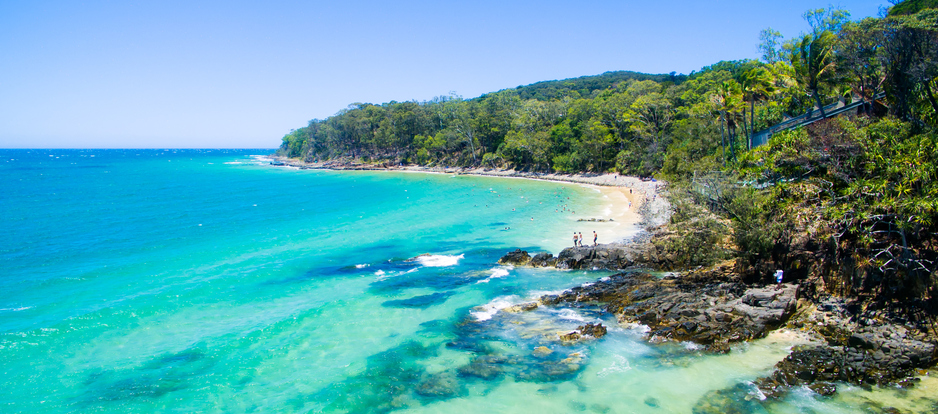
[593,231,597,246]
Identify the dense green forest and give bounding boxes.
[280,2,938,311]
[279,4,937,178]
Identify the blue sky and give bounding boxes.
[1,0,888,149]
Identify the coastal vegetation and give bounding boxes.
[280,2,938,326]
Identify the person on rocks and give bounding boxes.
[573,232,578,247]
[579,232,584,247]
[593,231,597,246]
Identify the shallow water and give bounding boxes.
[1,149,934,413]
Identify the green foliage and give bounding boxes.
[654,188,731,269]
[735,116,937,299]
[889,0,938,16]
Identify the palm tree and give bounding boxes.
[739,67,776,149]
[791,30,838,118]
[710,80,743,164]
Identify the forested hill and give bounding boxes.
[510,71,685,101]
[279,2,938,313]
[278,4,937,181]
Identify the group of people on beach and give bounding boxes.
[573,231,597,248]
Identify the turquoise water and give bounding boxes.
[1,149,934,413]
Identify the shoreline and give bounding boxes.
[269,156,938,404]
[270,156,671,245]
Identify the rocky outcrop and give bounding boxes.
[555,245,643,270]
[540,266,799,352]
[497,249,530,266]
[497,242,662,271]
[529,252,558,267]
[754,297,938,398]
[497,225,686,271]
[558,323,608,344]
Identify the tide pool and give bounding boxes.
[1,149,934,413]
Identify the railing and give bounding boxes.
[751,92,886,148]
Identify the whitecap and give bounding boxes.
[414,253,464,267]
[355,264,370,269]
[374,270,391,280]
[477,266,511,284]
[0,307,32,312]
[470,296,519,321]
[223,161,243,165]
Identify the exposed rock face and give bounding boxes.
[754,299,938,398]
[497,227,676,271]
[577,322,608,338]
[497,249,530,266]
[555,243,658,270]
[558,323,608,344]
[540,267,799,351]
[529,252,558,268]
[497,243,662,271]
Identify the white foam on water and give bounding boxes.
[251,155,273,163]
[223,161,243,165]
[750,382,769,401]
[470,296,519,321]
[597,353,632,377]
[553,308,588,322]
[414,254,464,267]
[528,288,567,300]
[374,270,386,276]
[477,266,511,284]
[355,264,369,269]
[0,307,32,312]
[622,322,650,334]
[599,276,611,282]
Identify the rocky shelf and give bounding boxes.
[499,247,938,399]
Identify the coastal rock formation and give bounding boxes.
[497,225,690,271]
[754,297,938,398]
[540,266,799,351]
[497,242,662,271]
[529,252,558,268]
[558,323,608,344]
[497,249,530,266]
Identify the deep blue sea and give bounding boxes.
[1,149,934,413]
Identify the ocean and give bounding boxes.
[1,149,934,413]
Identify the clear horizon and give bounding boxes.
[1,0,888,149]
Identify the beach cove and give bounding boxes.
[1,149,935,413]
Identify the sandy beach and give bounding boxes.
[271,156,671,250]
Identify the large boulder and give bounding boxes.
[497,249,531,266]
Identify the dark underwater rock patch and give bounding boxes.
[382,291,456,308]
